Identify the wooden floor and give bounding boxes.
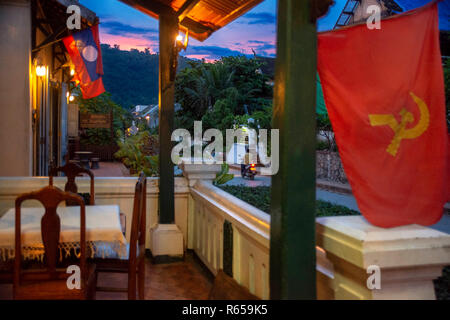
[0,253,213,300]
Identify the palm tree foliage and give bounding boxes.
[175,56,273,133]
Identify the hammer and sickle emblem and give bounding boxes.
[368,92,430,157]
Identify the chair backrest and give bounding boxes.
[14,186,87,285]
[129,172,146,262]
[49,162,95,205]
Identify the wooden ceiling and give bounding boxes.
[119,0,264,41]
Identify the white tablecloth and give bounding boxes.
[0,205,127,261]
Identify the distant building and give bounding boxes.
[334,0,449,56]
[134,105,149,114]
[334,0,400,28]
[134,104,181,129]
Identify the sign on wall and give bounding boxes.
[67,104,79,137]
[80,112,111,129]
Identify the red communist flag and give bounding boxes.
[318,3,448,227]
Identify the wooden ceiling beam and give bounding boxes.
[180,16,215,37]
[177,0,201,21]
[118,0,263,42]
[119,0,175,17]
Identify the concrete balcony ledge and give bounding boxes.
[179,159,222,186]
[0,176,190,196]
[316,215,450,299]
[191,180,270,248]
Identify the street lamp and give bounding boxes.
[36,65,46,77]
[175,30,189,52]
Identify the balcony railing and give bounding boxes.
[0,170,448,300]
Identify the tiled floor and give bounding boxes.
[90,162,130,177]
[0,253,213,300]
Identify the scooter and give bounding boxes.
[241,163,257,180]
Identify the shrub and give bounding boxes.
[218,185,360,217]
[114,130,159,176]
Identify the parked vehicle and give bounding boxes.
[241,163,257,180]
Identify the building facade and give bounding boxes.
[0,0,97,176]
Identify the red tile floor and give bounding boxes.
[0,253,213,300]
[90,162,130,177]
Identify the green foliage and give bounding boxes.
[114,130,159,176]
[101,44,191,108]
[434,265,450,300]
[213,164,234,186]
[316,113,337,151]
[315,200,360,217]
[219,185,271,213]
[248,105,272,130]
[75,89,132,146]
[218,185,360,217]
[175,56,273,133]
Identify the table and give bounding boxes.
[75,151,93,169]
[0,205,127,262]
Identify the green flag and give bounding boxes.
[316,73,327,115]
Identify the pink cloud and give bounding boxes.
[99,32,157,52]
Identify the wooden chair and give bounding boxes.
[209,270,260,300]
[49,162,95,205]
[13,186,97,300]
[49,162,127,235]
[95,172,146,300]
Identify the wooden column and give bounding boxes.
[270,0,317,299]
[158,12,178,224]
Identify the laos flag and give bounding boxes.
[63,25,105,99]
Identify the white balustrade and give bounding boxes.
[189,180,271,299]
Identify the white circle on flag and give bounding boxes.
[82,45,98,62]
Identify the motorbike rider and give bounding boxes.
[241,145,250,175]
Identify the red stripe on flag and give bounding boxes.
[63,35,93,84]
[79,77,105,99]
[91,24,104,76]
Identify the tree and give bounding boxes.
[174,56,273,133]
[75,89,133,145]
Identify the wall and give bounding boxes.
[352,0,389,23]
[0,0,32,176]
[316,151,347,183]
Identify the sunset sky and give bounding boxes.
[79,0,447,61]
[79,0,347,61]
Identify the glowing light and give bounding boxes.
[70,68,75,76]
[69,95,75,102]
[145,116,150,120]
[36,65,46,77]
[175,30,189,51]
[66,92,70,98]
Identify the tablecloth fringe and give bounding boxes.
[0,241,127,262]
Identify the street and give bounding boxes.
[224,169,449,234]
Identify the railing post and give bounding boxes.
[270,0,317,299]
[316,216,450,300]
[149,11,184,262]
[158,11,177,225]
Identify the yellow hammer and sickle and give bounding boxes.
[368,92,430,157]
